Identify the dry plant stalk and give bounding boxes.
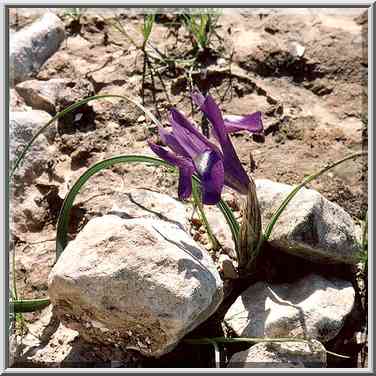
[238,176,262,276]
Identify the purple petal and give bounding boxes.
[148,141,193,170]
[178,165,194,200]
[148,141,194,200]
[195,95,250,194]
[193,150,224,205]
[191,90,206,107]
[158,127,190,158]
[169,108,216,157]
[194,94,228,145]
[223,112,264,134]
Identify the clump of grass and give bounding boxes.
[110,13,171,113]
[181,12,220,53]
[63,8,83,21]
[142,14,156,49]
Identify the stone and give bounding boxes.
[15,78,95,116]
[10,88,30,111]
[9,110,56,180]
[9,12,65,85]
[15,79,67,114]
[289,41,305,58]
[48,215,224,358]
[9,325,20,367]
[228,340,326,368]
[224,273,355,343]
[55,184,190,231]
[255,179,361,264]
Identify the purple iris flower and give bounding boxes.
[148,92,263,205]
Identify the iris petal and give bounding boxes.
[224,112,264,134]
[158,127,190,158]
[191,90,206,107]
[169,108,217,155]
[193,94,227,145]
[149,91,260,204]
[194,150,224,205]
[194,95,250,194]
[148,142,194,170]
[178,165,194,200]
[148,142,194,201]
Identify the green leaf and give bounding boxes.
[12,298,51,313]
[142,14,155,46]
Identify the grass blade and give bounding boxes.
[217,198,240,251]
[142,14,155,47]
[12,298,51,313]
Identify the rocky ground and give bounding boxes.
[8,8,368,368]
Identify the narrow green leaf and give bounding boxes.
[12,298,51,313]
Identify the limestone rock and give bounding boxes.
[10,12,65,85]
[15,79,67,114]
[15,78,95,116]
[228,340,326,368]
[255,179,361,264]
[224,274,355,342]
[106,188,189,231]
[48,215,224,357]
[10,88,30,111]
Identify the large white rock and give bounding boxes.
[228,340,326,368]
[255,179,361,264]
[224,274,355,342]
[48,215,224,357]
[10,12,65,85]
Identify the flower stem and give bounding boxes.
[192,181,221,251]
